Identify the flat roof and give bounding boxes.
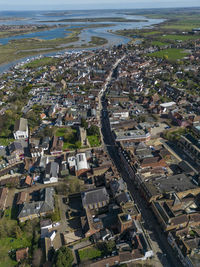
[160,102,176,108]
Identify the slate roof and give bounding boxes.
[9,142,23,153]
[81,187,109,207]
[14,118,28,132]
[18,187,54,219]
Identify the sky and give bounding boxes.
[1,0,200,10]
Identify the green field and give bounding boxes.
[55,127,81,150]
[142,31,162,36]
[162,34,200,41]
[89,36,108,46]
[88,135,101,147]
[147,48,190,61]
[79,246,102,261]
[151,41,169,46]
[23,56,60,68]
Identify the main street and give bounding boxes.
[98,56,183,267]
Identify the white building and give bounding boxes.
[13,118,28,140]
[68,153,90,176]
[43,161,59,184]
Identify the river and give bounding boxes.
[0,9,164,73]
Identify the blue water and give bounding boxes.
[0,10,163,45]
[0,9,164,73]
[0,27,73,45]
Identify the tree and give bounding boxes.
[81,118,88,129]
[87,125,100,137]
[53,246,73,267]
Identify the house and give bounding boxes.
[16,247,29,262]
[43,161,59,184]
[25,176,33,187]
[13,118,28,139]
[110,178,127,197]
[0,187,8,210]
[16,191,27,205]
[30,139,44,158]
[18,187,54,222]
[8,142,24,160]
[40,219,53,230]
[40,137,50,152]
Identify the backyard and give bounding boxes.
[55,127,81,150]
[0,208,40,267]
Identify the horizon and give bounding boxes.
[1,5,200,12]
[1,0,200,11]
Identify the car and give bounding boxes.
[53,222,60,227]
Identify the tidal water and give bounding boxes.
[0,9,164,73]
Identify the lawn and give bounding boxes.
[55,127,80,150]
[0,208,33,267]
[147,48,190,61]
[142,31,162,36]
[23,56,60,68]
[161,34,200,41]
[79,246,102,261]
[50,195,61,222]
[151,41,169,46]
[88,135,101,147]
[0,138,14,147]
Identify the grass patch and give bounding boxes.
[147,48,190,61]
[88,135,101,147]
[142,31,162,36]
[55,127,81,150]
[163,128,189,141]
[0,29,80,65]
[0,138,14,146]
[79,246,102,261]
[162,34,200,41]
[23,56,60,68]
[151,41,168,46]
[49,195,61,222]
[89,36,108,46]
[0,209,38,266]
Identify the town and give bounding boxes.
[0,19,200,267]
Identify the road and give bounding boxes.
[98,56,183,267]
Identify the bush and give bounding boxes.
[53,246,73,267]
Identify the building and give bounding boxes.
[50,136,63,155]
[44,161,59,184]
[81,187,110,210]
[8,142,24,161]
[16,247,29,262]
[16,191,27,205]
[0,187,8,211]
[68,153,90,177]
[178,134,200,167]
[114,129,151,143]
[13,118,28,140]
[140,173,200,203]
[18,187,54,222]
